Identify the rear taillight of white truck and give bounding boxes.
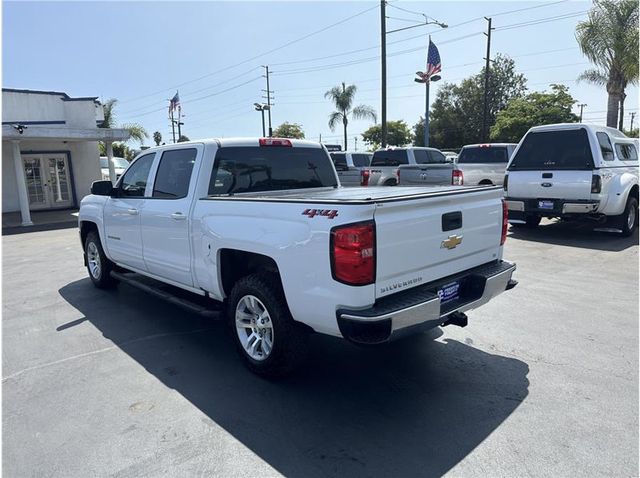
[330,221,376,286]
[360,170,370,186]
[501,199,508,245]
[452,169,463,185]
[591,174,602,194]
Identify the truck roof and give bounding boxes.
[137,137,324,153]
[527,123,628,138]
[462,143,518,148]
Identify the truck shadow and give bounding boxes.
[58,279,529,477]
[508,219,639,252]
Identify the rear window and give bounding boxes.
[508,129,594,171]
[352,153,371,167]
[615,143,638,161]
[414,149,447,164]
[458,146,509,164]
[371,150,409,166]
[208,146,338,195]
[330,153,348,170]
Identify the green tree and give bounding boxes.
[424,55,527,149]
[325,82,377,150]
[490,84,579,143]
[99,98,149,145]
[153,131,162,146]
[177,135,190,143]
[273,122,306,139]
[361,120,412,149]
[576,0,639,128]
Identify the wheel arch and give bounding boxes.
[218,249,282,298]
[79,220,99,252]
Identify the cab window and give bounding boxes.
[119,153,155,197]
[596,132,615,161]
[152,148,197,199]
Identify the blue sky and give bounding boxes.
[4,1,638,149]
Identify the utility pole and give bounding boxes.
[319,133,322,143]
[380,0,387,148]
[630,112,636,131]
[354,136,358,151]
[481,17,493,142]
[169,108,176,143]
[578,103,587,122]
[262,65,274,137]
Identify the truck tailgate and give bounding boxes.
[398,164,453,186]
[373,187,503,299]
[507,170,593,200]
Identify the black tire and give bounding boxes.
[84,231,117,288]
[227,272,309,378]
[615,196,638,237]
[384,179,397,186]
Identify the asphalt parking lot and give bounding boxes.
[2,221,638,477]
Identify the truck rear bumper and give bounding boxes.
[336,260,516,345]
[507,198,599,219]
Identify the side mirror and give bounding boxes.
[91,180,114,196]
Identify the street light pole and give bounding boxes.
[380,0,387,148]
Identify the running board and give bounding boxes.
[593,227,623,233]
[110,271,222,319]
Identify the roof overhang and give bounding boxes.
[2,125,130,142]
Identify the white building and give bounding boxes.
[2,88,130,226]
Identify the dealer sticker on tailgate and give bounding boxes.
[438,281,460,303]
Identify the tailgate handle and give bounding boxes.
[542,172,553,178]
[442,211,462,232]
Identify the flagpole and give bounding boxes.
[424,35,431,148]
[170,107,176,143]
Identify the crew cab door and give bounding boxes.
[103,152,156,270]
[140,146,200,286]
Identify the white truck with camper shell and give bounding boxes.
[505,123,639,236]
[79,137,517,377]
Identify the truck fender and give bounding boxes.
[601,173,638,216]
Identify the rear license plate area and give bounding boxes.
[438,281,460,304]
[538,200,554,210]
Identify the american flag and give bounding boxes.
[169,91,180,114]
[425,40,441,78]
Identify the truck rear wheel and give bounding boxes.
[227,272,308,378]
[85,231,117,288]
[616,196,638,237]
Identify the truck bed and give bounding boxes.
[204,185,500,204]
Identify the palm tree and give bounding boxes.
[325,82,376,150]
[576,0,639,128]
[153,131,162,146]
[99,98,149,144]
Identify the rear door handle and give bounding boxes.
[127,208,139,215]
[171,212,186,221]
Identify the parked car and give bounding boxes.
[455,143,517,186]
[505,123,639,236]
[329,151,372,186]
[100,156,130,181]
[364,147,455,186]
[80,137,517,377]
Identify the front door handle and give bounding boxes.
[171,212,186,221]
[127,208,139,215]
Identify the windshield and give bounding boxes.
[508,129,594,171]
[208,146,338,195]
[458,146,509,164]
[100,158,130,169]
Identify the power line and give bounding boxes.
[495,10,589,31]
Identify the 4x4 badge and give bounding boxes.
[302,208,339,219]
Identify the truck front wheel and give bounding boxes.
[616,196,638,237]
[227,273,308,378]
[85,231,117,288]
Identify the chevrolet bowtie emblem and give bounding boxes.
[441,235,463,249]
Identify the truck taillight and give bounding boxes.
[395,168,400,182]
[501,199,508,246]
[259,138,292,147]
[503,173,508,192]
[361,169,370,186]
[331,221,375,286]
[452,169,463,186]
[591,174,602,194]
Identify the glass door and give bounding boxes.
[22,154,73,209]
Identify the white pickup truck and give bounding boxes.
[505,124,638,235]
[79,138,517,377]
